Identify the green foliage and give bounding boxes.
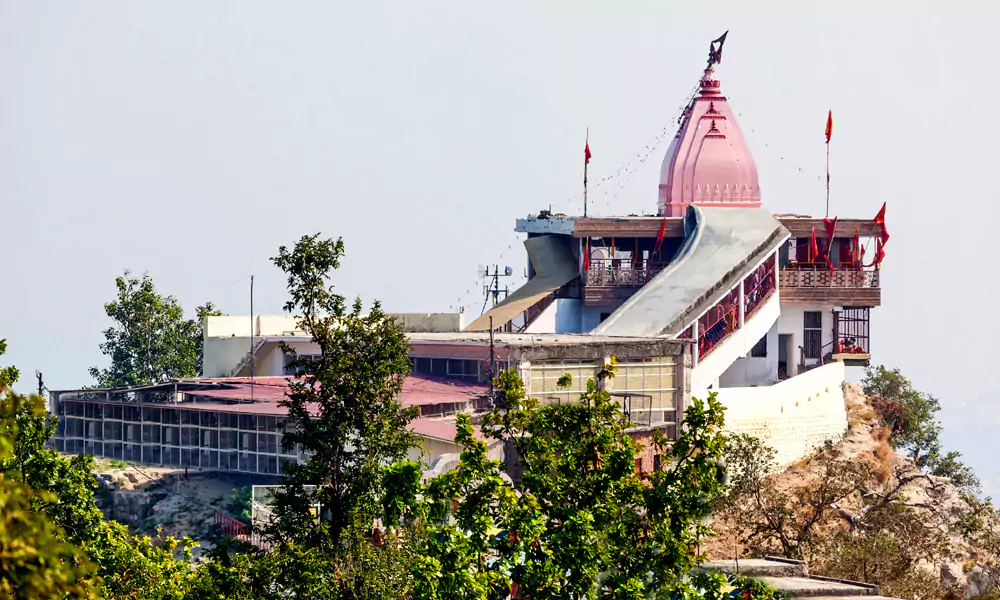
[719,435,867,561]
[863,365,979,491]
[388,365,737,599]
[0,339,19,388]
[227,486,253,525]
[89,270,221,388]
[1,338,197,599]
[815,503,951,599]
[0,387,100,599]
[267,233,419,552]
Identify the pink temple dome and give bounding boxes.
[658,64,761,217]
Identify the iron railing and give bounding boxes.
[779,268,879,288]
[744,259,776,319]
[697,288,740,361]
[586,259,662,287]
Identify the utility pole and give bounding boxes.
[35,371,43,396]
[250,275,255,402]
[488,316,496,406]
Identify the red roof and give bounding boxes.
[188,374,485,406]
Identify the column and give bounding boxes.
[738,280,746,329]
[692,320,699,368]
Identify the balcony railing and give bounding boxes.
[779,268,879,288]
[586,259,662,287]
[697,287,740,361]
[744,259,776,319]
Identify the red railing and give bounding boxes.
[214,511,272,550]
[586,259,662,287]
[697,287,740,360]
[744,259,776,319]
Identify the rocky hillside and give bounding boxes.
[91,462,249,560]
[704,383,997,599]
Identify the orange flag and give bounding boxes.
[825,110,833,144]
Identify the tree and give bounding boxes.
[863,365,979,491]
[266,234,419,553]
[89,271,222,388]
[385,365,767,599]
[2,339,197,599]
[0,339,18,388]
[0,389,100,599]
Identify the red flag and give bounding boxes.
[652,217,667,260]
[583,238,590,272]
[825,110,833,144]
[585,131,592,164]
[873,202,886,224]
[822,217,838,270]
[809,226,819,262]
[852,229,860,266]
[873,202,889,244]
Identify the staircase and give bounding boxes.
[229,338,268,378]
[700,557,899,599]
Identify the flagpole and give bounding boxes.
[824,110,833,218]
[583,127,589,218]
[825,140,830,218]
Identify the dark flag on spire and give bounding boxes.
[708,31,728,67]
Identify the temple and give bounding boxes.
[469,32,886,392]
[48,34,887,477]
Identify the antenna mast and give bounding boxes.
[250,274,255,402]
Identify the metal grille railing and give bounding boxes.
[744,259,776,319]
[779,268,879,288]
[697,288,740,361]
[586,259,661,287]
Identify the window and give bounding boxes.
[750,335,767,358]
[653,454,661,472]
[411,357,483,380]
[804,311,822,360]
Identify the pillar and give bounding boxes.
[692,320,699,368]
[738,280,745,329]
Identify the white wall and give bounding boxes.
[204,313,465,340]
[719,321,779,387]
[713,361,848,467]
[691,291,780,391]
[776,303,836,376]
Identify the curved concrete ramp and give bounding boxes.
[465,235,578,332]
[591,206,788,338]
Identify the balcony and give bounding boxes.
[584,259,663,306]
[778,267,881,306]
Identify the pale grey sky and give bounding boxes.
[2,1,996,489]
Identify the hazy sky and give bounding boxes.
[2,2,997,490]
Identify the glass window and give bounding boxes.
[142,407,161,423]
[143,444,160,465]
[162,409,179,425]
[259,433,277,454]
[219,430,237,450]
[124,406,141,422]
[142,424,161,444]
[750,335,767,358]
[200,412,218,428]
[180,410,195,425]
[240,432,257,452]
[202,429,218,449]
[239,415,256,431]
[201,450,218,469]
[163,426,180,446]
[239,452,257,473]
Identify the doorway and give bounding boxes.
[778,334,792,380]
